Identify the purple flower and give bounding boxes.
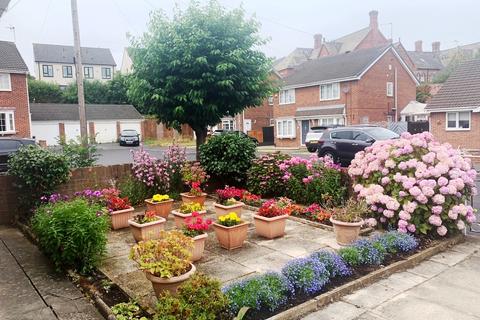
[282,257,330,295]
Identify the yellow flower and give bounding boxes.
[152,194,169,202]
[219,216,226,222]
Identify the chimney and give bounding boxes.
[369,10,378,30]
[415,40,423,52]
[432,41,440,53]
[314,34,323,49]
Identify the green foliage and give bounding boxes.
[246,153,291,197]
[118,175,155,206]
[199,133,256,184]
[28,78,64,103]
[154,273,229,320]
[31,199,110,273]
[332,198,369,223]
[111,301,148,320]
[338,247,361,266]
[58,137,98,168]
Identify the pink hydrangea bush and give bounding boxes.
[349,132,477,236]
[131,147,171,193]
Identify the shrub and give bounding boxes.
[349,132,477,236]
[155,274,229,320]
[338,247,361,266]
[119,175,155,206]
[281,257,330,295]
[223,272,293,315]
[131,147,170,193]
[374,231,418,254]
[200,133,256,184]
[163,144,187,194]
[58,137,98,168]
[111,301,147,320]
[31,199,109,273]
[309,250,351,277]
[246,153,291,197]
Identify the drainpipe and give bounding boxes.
[394,67,398,122]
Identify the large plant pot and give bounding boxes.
[128,216,166,242]
[213,221,249,250]
[145,263,196,297]
[172,210,207,228]
[110,207,135,230]
[213,202,245,218]
[144,199,174,219]
[190,233,208,262]
[330,217,364,245]
[180,192,207,205]
[253,214,288,239]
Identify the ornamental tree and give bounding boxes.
[127,0,275,155]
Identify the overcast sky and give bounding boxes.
[0,0,478,73]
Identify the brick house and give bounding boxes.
[426,59,480,150]
[395,41,444,83]
[272,45,418,148]
[0,40,31,138]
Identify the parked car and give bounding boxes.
[317,126,399,165]
[305,126,340,152]
[0,138,36,172]
[210,130,259,144]
[119,129,140,146]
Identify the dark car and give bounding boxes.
[211,130,259,145]
[0,138,36,172]
[317,126,399,165]
[119,129,140,146]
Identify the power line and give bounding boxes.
[37,0,53,42]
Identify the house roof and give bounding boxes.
[0,40,29,73]
[0,0,11,18]
[30,103,142,121]
[333,27,371,54]
[407,51,443,70]
[274,48,313,71]
[426,59,480,111]
[33,43,116,66]
[295,105,345,118]
[400,101,427,115]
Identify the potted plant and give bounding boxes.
[213,186,245,218]
[212,212,249,250]
[330,199,367,245]
[144,194,174,219]
[180,162,208,205]
[128,210,166,242]
[253,198,291,239]
[130,230,195,297]
[182,212,212,261]
[172,202,207,228]
[107,194,135,230]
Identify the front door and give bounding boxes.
[301,120,310,145]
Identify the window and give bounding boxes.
[101,67,112,79]
[320,83,340,101]
[276,119,295,138]
[361,116,369,124]
[330,130,353,140]
[42,65,53,77]
[268,95,274,105]
[269,119,275,126]
[84,66,94,79]
[0,73,11,91]
[222,119,234,131]
[0,111,15,133]
[279,89,295,105]
[386,82,394,97]
[446,111,471,130]
[353,131,370,142]
[62,66,73,78]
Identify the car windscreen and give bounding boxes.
[121,130,137,136]
[364,127,399,140]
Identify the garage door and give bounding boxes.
[64,123,81,142]
[95,121,117,143]
[31,122,60,146]
[120,121,142,139]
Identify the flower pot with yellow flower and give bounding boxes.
[212,212,249,250]
[128,210,166,242]
[145,194,174,219]
[213,186,245,218]
[172,202,207,228]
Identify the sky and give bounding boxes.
[0,0,478,74]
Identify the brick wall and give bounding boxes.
[355,29,389,50]
[0,73,31,138]
[430,112,480,150]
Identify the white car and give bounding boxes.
[305,126,332,152]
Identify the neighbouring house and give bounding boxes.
[0,40,31,138]
[30,103,143,146]
[33,43,116,88]
[120,47,133,74]
[395,41,444,83]
[272,45,418,148]
[426,58,480,150]
[400,101,428,122]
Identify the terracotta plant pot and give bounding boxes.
[128,216,166,242]
[213,221,249,250]
[145,263,196,297]
[213,201,245,218]
[330,217,364,245]
[190,233,208,262]
[180,192,207,205]
[172,210,207,228]
[110,207,135,230]
[144,199,174,219]
[253,214,288,239]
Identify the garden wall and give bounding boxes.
[0,164,132,224]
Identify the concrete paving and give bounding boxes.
[0,226,103,320]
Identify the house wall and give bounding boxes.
[0,73,31,138]
[120,49,133,74]
[430,112,480,150]
[35,62,115,86]
[355,29,389,50]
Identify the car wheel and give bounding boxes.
[322,150,338,163]
[307,147,317,153]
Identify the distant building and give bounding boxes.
[0,0,11,18]
[120,47,134,74]
[33,43,116,88]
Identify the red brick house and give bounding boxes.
[272,45,418,147]
[426,58,480,150]
[0,41,30,138]
[395,41,444,84]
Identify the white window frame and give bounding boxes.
[276,119,296,138]
[0,111,15,133]
[386,82,394,97]
[279,89,295,105]
[269,119,275,126]
[0,73,12,91]
[222,119,235,131]
[320,83,340,101]
[268,95,274,105]
[446,111,471,131]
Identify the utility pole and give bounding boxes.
[70,0,87,146]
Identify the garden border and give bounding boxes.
[266,234,465,320]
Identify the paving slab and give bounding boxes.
[303,301,365,320]
[342,283,400,309]
[375,271,427,292]
[429,249,470,266]
[406,259,449,278]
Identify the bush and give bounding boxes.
[31,199,109,273]
[131,147,171,193]
[338,247,361,266]
[223,272,292,315]
[374,231,418,254]
[163,144,187,194]
[246,153,291,197]
[155,273,229,320]
[59,137,98,168]
[200,133,256,184]
[118,175,155,206]
[350,239,386,265]
[281,257,330,295]
[349,132,477,236]
[309,250,351,277]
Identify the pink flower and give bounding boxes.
[438,176,448,186]
[365,218,377,227]
[383,210,394,218]
[432,194,445,205]
[437,225,448,236]
[409,186,422,197]
[457,220,465,230]
[448,209,458,220]
[407,224,416,233]
[432,206,443,215]
[428,215,442,227]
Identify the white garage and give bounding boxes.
[30,103,143,146]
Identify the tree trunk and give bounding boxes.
[194,127,208,161]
